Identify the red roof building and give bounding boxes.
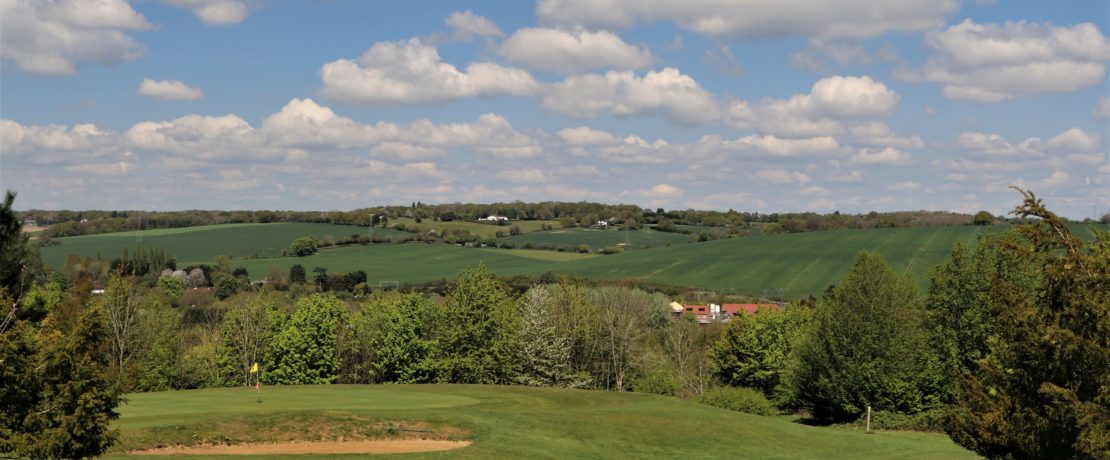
[721,303,781,316]
[674,302,783,324]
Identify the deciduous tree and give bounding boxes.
[268,294,348,385]
[783,252,940,422]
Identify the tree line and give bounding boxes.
[2,189,1107,459]
[21,200,1002,241]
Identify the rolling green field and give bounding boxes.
[233,244,563,284]
[110,384,974,459]
[503,227,691,250]
[42,222,1107,298]
[38,223,403,268]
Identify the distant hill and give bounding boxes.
[40,222,1107,299]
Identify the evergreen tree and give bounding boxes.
[1,286,121,458]
[783,252,940,422]
[289,264,306,284]
[944,189,1110,459]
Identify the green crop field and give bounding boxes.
[42,222,1107,298]
[232,244,563,283]
[502,227,691,250]
[391,218,558,239]
[38,223,403,268]
[109,384,974,459]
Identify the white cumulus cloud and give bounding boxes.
[899,20,1110,102]
[168,0,250,25]
[542,67,720,124]
[0,0,153,74]
[446,10,502,41]
[319,38,541,104]
[137,78,205,100]
[499,27,652,74]
[726,75,903,141]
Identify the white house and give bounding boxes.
[479,215,509,222]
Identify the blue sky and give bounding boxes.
[1,0,1107,218]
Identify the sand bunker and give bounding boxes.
[130,439,471,456]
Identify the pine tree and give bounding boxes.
[2,287,121,458]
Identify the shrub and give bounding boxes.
[851,409,946,432]
[698,386,775,416]
[632,354,681,396]
[599,245,624,254]
[287,236,319,257]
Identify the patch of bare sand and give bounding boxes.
[129,439,471,456]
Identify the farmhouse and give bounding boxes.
[670,302,781,324]
[478,215,509,223]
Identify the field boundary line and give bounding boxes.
[736,259,771,283]
[871,228,905,252]
[783,232,867,295]
[902,227,943,276]
[966,226,981,246]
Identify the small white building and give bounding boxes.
[479,215,509,222]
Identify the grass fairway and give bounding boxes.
[111,385,974,459]
[39,223,403,268]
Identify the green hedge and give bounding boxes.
[697,387,774,416]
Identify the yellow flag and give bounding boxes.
[250,362,258,373]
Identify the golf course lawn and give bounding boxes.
[110,384,976,459]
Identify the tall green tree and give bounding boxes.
[1,286,121,458]
[436,264,519,384]
[784,252,940,422]
[268,294,348,385]
[515,286,578,387]
[944,189,1110,459]
[0,191,30,299]
[924,233,1037,402]
[133,298,181,391]
[223,294,283,387]
[346,293,438,384]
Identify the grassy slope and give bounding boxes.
[550,225,992,297]
[551,222,1104,296]
[503,227,691,250]
[233,244,562,283]
[110,385,974,459]
[44,222,1107,298]
[39,223,403,268]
